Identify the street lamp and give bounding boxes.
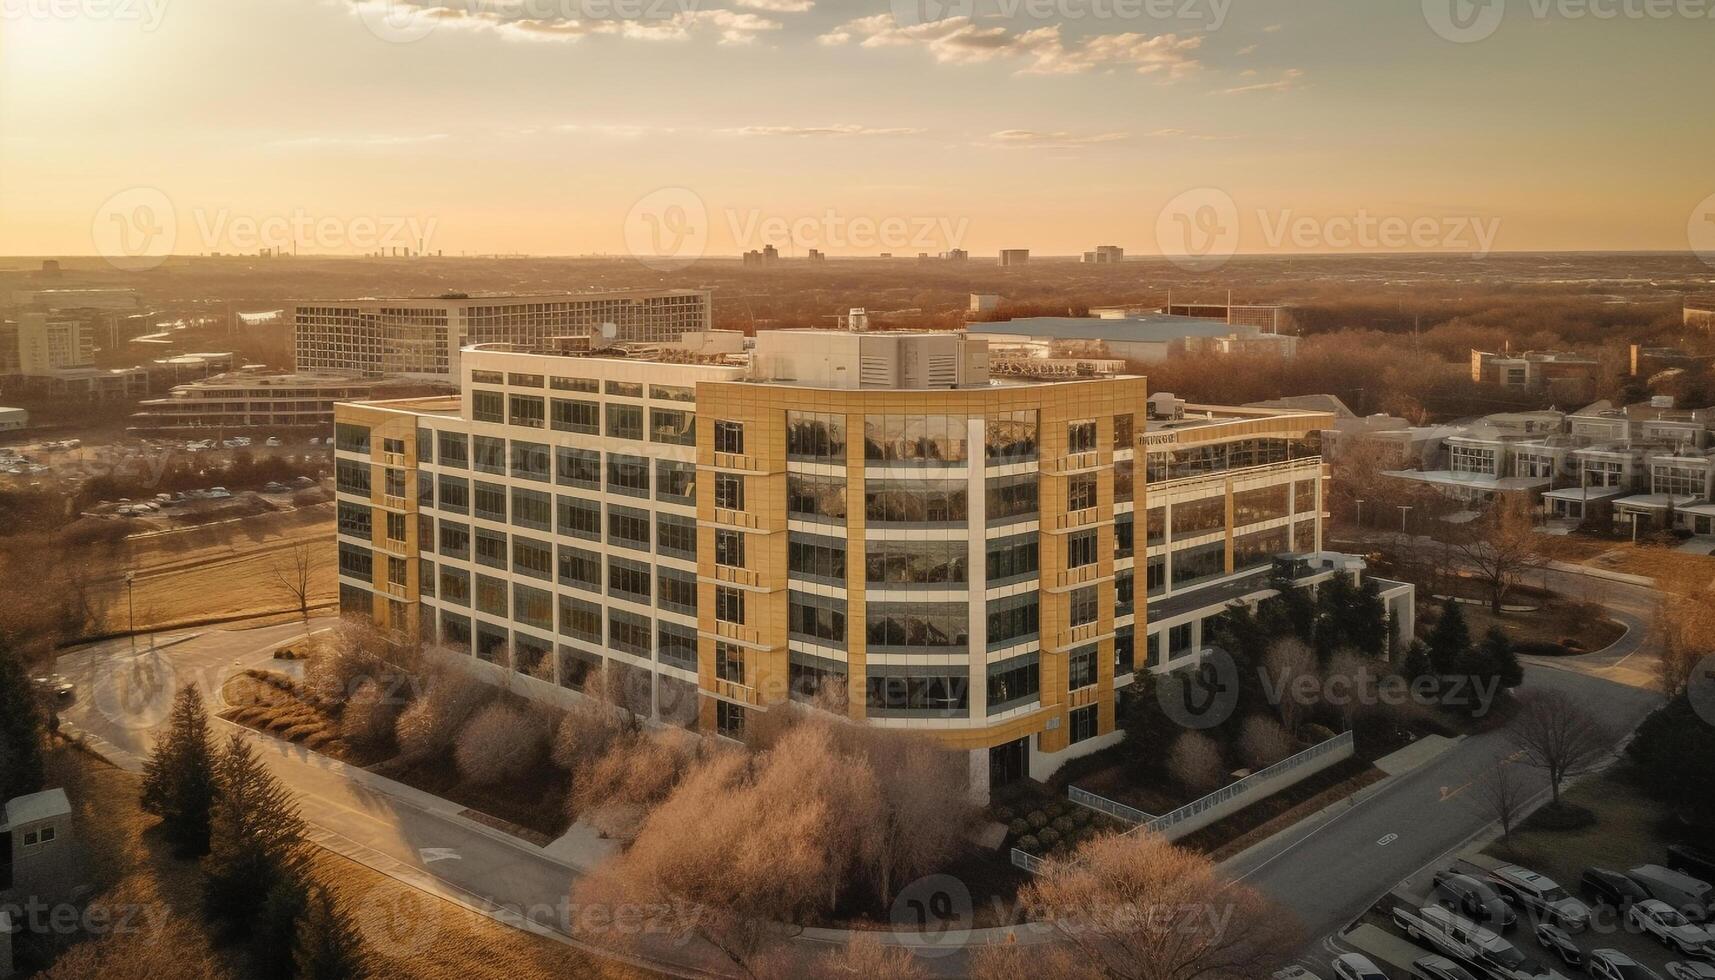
[1399,505,1413,534]
[1355,498,1366,530]
[125,571,136,656]
[1630,511,1642,544]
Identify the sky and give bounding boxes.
[2,0,1713,260]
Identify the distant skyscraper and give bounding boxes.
[998,249,1030,267]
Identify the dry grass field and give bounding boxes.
[20,745,650,980]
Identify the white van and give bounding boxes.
[1630,865,1714,922]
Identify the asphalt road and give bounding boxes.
[1245,567,1669,976]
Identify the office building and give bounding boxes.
[1163,302,1294,335]
[332,330,1410,794]
[969,313,1298,364]
[130,371,400,432]
[292,289,713,381]
[1081,245,1124,264]
[1470,349,1600,402]
[969,294,1002,315]
[998,249,1030,268]
[7,314,95,374]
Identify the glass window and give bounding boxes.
[863,415,968,464]
[437,431,468,468]
[714,474,745,511]
[1067,419,1097,454]
[607,556,653,604]
[865,479,967,524]
[507,372,543,388]
[472,389,503,423]
[714,420,745,455]
[1068,586,1098,627]
[657,567,698,616]
[716,642,746,685]
[550,376,599,393]
[651,409,695,446]
[715,586,746,625]
[865,602,968,649]
[513,583,553,631]
[657,514,698,560]
[606,454,651,497]
[508,394,545,428]
[606,403,643,440]
[474,528,508,569]
[512,536,553,580]
[788,651,844,702]
[986,653,1039,714]
[786,412,847,463]
[605,379,643,397]
[985,533,1038,583]
[787,533,844,582]
[985,410,1038,462]
[787,473,847,522]
[557,545,602,593]
[715,529,746,568]
[556,447,600,489]
[788,591,846,646]
[510,440,550,482]
[334,422,371,453]
[987,593,1039,648]
[438,520,469,560]
[657,461,695,503]
[985,473,1037,523]
[550,398,599,434]
[1067,473,1097,512]
[865,670,969,716]
[1067,529,1098,568]
[473,481,507,522]
[650,383,694,402]
[863,539,966,585]
[608,505,651,552]
[439,566,470,606]
[559,595,602,644]
[657,622,698,670]
[557,496,601,540]
[1068,645,1097,690]
[475,574,507,616]
[471,435,506,475]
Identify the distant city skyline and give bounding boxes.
[2,0,1713,260]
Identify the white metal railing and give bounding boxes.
[1010,848,1047,874]
[1131,730,1354,837]
[1068,786,1154,826]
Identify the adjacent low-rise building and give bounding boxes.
[130,370,410,432]
[1470,349,1600,403]
[1369,397,1715,534]
[969,312,1298,364]
[292,289,713,381]
[332,329,1411,795]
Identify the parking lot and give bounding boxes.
[1315,850,1714,980]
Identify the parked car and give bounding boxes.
[1631,866,1715,923]
[1666,962,1715,980]
[1533,922,1582,967]
[1410,955,1478,980]
[1588,949,1664,980]
[1331,953,1388,980]
[1629,900,1715,958]
[1669,847,1715,885]
[30,674,74,700]
[1436,870,1519,930]
[1489,865,1592,931]
[1273,967,1323,980]
[1395,906,1500,962]
[265,437,282,447]
[1584,867,1652,910]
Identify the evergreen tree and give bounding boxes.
[203,733,308,935]
[1312,572,1359,660]
[255,873,311,979]
[1426,599,1471,676]
[1400,640,1435,685]
[141,685,220,857]
[294,884,371,980]
[0,647,45,802]
[1469,627,1525,691]
[1350,578,1392,659]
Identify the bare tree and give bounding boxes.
[1658,594,1715,697]
[1505,689,1612,806]
[1263,638,1317,736]
[1475,761,1529,845]
[1168,732,1226,796]
[1447,496,1545,614]
[1002,832,1301,980]
[271,542,315,635]
[1239,715,1296,772]
[393,661,491,761]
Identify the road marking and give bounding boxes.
[1377,833,1399,847]
[420,847,462,864]
[1440,751,1527,802]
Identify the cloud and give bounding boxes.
[1147,128,1236,142]
[1264,23,1284,32]
[270,133,450,148]
[986,129,1129,148]
[347,0,784,45]
[1236,43,1258,55]
[818,15,1202,78]
[553,123,672,138]
[724,124,926,137]
[733,0,811,9]
[1220,68,1302,95]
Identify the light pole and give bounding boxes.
[1630,511,1642,544]
[1399,505,1413,535]
[125,571,136,656]
[1355,498,1366,531]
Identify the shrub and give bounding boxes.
[993,805,1015,822]
[1008,818,1029,837]
[1038,828,1061,847]
[454,701,553,786]
[1045,803,1064,819]
[338,679,397,755]
[550,700,626,773]
[1052,816,1075,834]
[1026,810,1048,829]
[394,665,491,760]
[569,731,699,815]
[1071,808,1091,825]
[1018,835,1041,854]
[1169,732,1227,796]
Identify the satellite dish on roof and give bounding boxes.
[600,322,617,339]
